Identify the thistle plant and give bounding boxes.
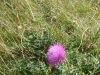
[46,43,66,67]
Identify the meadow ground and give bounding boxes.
[0,0,100,75]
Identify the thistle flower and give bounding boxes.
[46,43,66,66]
[83,57,87,61]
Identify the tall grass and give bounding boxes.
[0,0,100,75]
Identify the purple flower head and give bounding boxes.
[83,57,87,61]
[46,43,66,66]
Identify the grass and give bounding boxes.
[0,0,100,75]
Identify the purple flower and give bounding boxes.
[83,57,87,61]
[46,43,66,66]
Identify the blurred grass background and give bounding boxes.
[0,0,100,75]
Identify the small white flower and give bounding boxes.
[18,25,22,29]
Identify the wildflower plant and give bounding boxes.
[47,43,66,67]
